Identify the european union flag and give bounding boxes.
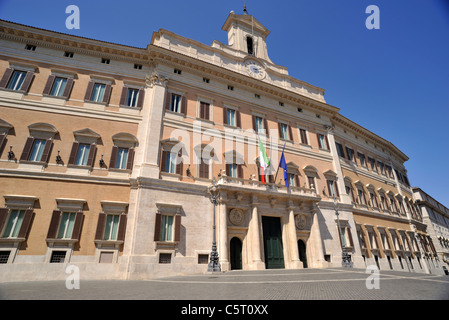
[279,147,289,188]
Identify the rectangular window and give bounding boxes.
[369,192,378,208]
[228,164,237,178]
[328,180,338,197]
[199,101,210,120]
[75,144,91,166]
[165,152,177,174]
[307,176,315,189]
[91,83,106,103]
[160,215,174,242]
[170,94,182,113]
[288,173,296,187]
[50,77,68,97]
[318,134,328,150]
[368,157,377,172]
[336,143,345,157]
[378,161,385,175]
[7,70,27,91]
[0,251,10,264]
[115,148,129,170]
[64,51,74,58]
[346,147,354,161]
[340,227,347,247]
[299,129,308,144]
[50,251,66,263]
[358,152,366,167]
[280,123,289,140]
[227,109,236,126]
[2,209,25,238]
[358,189,366,205]
[126,88,139,107]
[255,116,263,134]
[29,139,46,162]
[57,212,76,239]
[103,215,120,241]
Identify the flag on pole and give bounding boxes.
[258,136,270,184]
[279,144,289,188]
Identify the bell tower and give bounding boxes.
[221,9,272,63]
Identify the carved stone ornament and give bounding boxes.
[295,214,307,230]
[229,208,245,226]
[145,71,168,88]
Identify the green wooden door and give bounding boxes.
[262,216,285,269]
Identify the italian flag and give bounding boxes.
[258,136,270,184]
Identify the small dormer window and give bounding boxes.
[246,36,254,55]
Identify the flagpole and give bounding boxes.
[274,142,286,184]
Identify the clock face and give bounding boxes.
[245,60,266,79]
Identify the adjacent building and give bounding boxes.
[0,11,444,282]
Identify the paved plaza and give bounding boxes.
[1,267,448,301]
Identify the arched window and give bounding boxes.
[246,36,254,55]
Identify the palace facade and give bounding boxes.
[0,12,445,281]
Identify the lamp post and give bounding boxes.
[333,196,352,267]
[207,178,221,272]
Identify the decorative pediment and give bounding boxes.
[28,122,58,134]
[224,150,244,164]
[112,132,138,144]
[73,128,100,139]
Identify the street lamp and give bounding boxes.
[333,196,352,267]
[207,177,221,272]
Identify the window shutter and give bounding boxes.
[17,209,34,238]
[102,84,112,104]
[0,208,9,236]
[288,125,293,141]
[252,115,257,132]
[62,78,74,99]
[119,86,128,106]
[277,122,283,138]
[264,118,269,137]
[40,139,53,163]
[68,142,79,165]
[164,92,171,110]
[84,81,94,101]
[0,133,6,155]
[335,182,340,197]
[20,137,35,161]
[324,136,330,150]
[43,75,56,95]
[223,107,228,125]
[95,213,107,241]
[200,159,209,179]
[0,68,14,88]
[71,211,84,240]
[160,150,167,172]
[226,164,230,177]
[137,89,145,109]
[46,210,62,239]
[117,214,127,241]
[86,143,97,167]
[205,103,210,120]
[126,148,135,170]
[109,146,118,169]
[175,149,183,175]
[347,228,354,247]
[295,175,300,187]
[236,110,241,128]
[20,71,34,93]
[237,164,243,179]
[154,213,162,241]
[174,214,181,242]
[316,133,321,149]
[200,102,206,119]
[181,96,187,115]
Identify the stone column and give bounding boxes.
[309,206,326,268]
[248,195,264,269]
[218,201,229,271]
[132,71,168,179]
[287,201,301,268]
[325,125,351,204]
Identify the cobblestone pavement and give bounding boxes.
[1,268,448,301]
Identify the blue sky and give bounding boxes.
[1,0,448,207]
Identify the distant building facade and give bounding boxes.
[413,188,449,273]
[0,12,442,281]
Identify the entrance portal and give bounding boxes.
[230,237,242,270]
[297,239,308,268]
[262,216,285,269]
